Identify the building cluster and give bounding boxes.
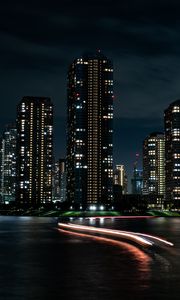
[0,51,180,210]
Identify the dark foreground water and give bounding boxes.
[0,216,180,300]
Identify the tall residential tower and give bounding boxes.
[0,124,17,203]
[66,52,114,209]
[143,132,165,198]
[164,100,180,208]
[16,97,53,206]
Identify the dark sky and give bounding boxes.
[1,0,180,190]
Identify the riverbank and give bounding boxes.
[0,208,180,217]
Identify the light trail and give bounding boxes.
[125,230,174,247]
[58,223,153,246]
[58,223,174,247]
[57,228,151,266]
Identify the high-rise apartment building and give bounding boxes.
[164,100,180,208]
[114,165,128,194]
[16,97,53,206]
[0,124,17,203]
[66,52,114,209]
[143,132,165,197]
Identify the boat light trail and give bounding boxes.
[57,228,151,266]
[58,223,153,246]
[58,223,174,247]
[125,230,174,247]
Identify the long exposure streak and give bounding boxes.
[58,223,153,246]
[126,230,174,246]
[58,223,174,247]
[57,228,151,265]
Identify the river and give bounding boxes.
[0,216,179,299]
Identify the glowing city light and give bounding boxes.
[58,223,153,246]
[99,205,104,211]
[57,228,151,266]
[58,223,174,247]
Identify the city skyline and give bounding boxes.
[0,92,179,207]
[1,92,180,199]
[1,2,180,300]
[1,0,180,181]
[0,86,174,193]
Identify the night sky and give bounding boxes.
[1,0,180,190]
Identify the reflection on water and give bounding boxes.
[0,216,180,300]
[58,227,151,275]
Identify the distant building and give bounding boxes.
[114,194,147,212]
[131,168,143,194]
[143,132,165,196]
[115,193,164,212]
[0,124,17,203]
[164,100,180,208]
[114,164,128,194]
[53,159,66,202]
[16,97,53,206]
[113,184,122,203]
[131,154,143,194]
[66,52,114,209]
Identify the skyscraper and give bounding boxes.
[16,97,53,206]
[66,52,114,209]
[143,132,165,197]
[164,100,180,208]
[114,165,128,194]
[0,124,17,203]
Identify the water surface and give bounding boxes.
[0,216,179,300]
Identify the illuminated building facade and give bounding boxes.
[16,97,53,206]
[114,164,128,194]
[143,132,165,196]
[67,52,113,209]
[0,124,17,203]
[164,100,180,208]
[53,159,66,202]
